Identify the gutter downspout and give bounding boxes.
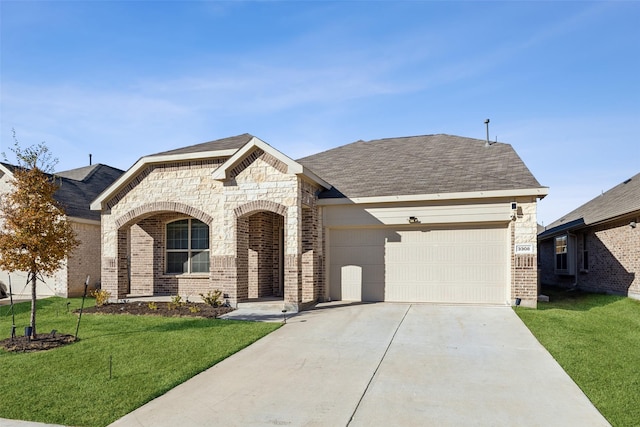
[568,231,578,289]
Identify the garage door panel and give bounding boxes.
[330,246,384,266]
[329,226,508,304]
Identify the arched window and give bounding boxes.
[166,219,209,274]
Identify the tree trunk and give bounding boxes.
[30,271,37,338]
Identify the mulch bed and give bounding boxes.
[0,302,234,353]
[79,301,235,318]
[0,333,76,353]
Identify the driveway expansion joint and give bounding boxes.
[346,304,412,426]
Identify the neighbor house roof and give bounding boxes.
[1,162,124,222]
[539,172,640,239]
[54,164,125,221]
[297,134,547,200]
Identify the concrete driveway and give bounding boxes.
[110,303,610,427]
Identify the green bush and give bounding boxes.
[200,290,223,307]
[90,289,111,307]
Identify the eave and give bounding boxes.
[317,187,549,206]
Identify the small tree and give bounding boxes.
[0,134,79,338]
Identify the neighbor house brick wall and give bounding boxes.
[1,176,102,297]
[511,197,539,308]
[580,217,640,298]
[63,220,102,297]
[540,214,640,299]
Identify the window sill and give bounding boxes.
[554,270,576,276]
[161,273,210,279]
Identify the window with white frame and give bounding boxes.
[555,235,568,271]
[166,219,210,274]
[554,234,576,275]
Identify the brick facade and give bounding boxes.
[510,198,540,308]
[99,150,323,310]
[95,140,541,310]
[539,214,640,299]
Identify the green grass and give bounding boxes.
[516,287,640,427]
[0,297,280,426]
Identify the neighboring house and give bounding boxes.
[538,172,640,300]
[91,133,548,309]
[0,162,124,297]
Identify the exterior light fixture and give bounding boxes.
[631,221,637,229]
[408,216,420,224]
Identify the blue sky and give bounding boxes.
[1,1,638,226]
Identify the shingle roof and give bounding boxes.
[54,164,125,221]
[297,134,544,199]
[1,163,124,221]
[149,133,255,157]
[544,172,640,231]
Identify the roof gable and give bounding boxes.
[211,136,330,188]
[298,134,546,200]
[91,134,329,211]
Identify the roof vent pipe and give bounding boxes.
[484,119,491,146]
[89,154,92,166]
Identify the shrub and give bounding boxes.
[167,295,185,310]
[90,289,111,307]
[147,301,158,310]
[200,290,223,307]
[188,305,201,314]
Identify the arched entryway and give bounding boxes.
[235,201,287,303]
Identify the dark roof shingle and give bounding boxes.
[545,172,640,231]
[2,163,124,221]
[54,164,125,220]
[298,134,544,199]
[149,133,255,157]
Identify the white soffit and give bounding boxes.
[317,187,549,206]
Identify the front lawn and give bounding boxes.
[516,287,640,427]
[0,297,280,426]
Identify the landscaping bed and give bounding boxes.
[80,300,234,318]
[1,300,235,352]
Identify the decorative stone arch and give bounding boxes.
[234,200,288,219]
[234,200,288,302]
[115,202,214,229]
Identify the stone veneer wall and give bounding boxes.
[511,197,539,308]
[101,150,323,308]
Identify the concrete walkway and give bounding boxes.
[109,303,609,427]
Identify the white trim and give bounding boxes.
[317,187,549,206]
[0,163,14,177]
[90,149,238,210]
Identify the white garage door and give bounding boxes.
[329,225,508,304]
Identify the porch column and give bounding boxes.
[102,228,129,301]
[284,205,302,310]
